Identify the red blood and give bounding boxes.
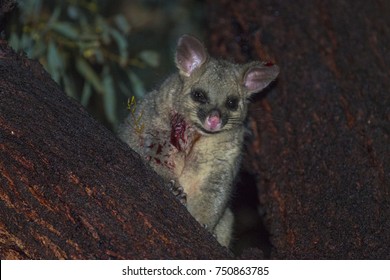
[264,61,274,66]
[170,113,187,151]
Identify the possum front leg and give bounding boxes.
[179,140,240,247]
[181,164,235,247]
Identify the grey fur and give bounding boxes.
[118,35,279,247]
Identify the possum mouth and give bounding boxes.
[195,109,225,134]
[194,123,222,135]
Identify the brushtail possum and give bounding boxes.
[119,35,279,247]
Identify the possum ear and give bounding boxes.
[175,35,208,77]
[243,62,279,95]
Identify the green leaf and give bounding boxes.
[102,66,117,124]
[51,22,79,40]
[76,57,104,94]
[48,6,61,26]
[139,50,160,67]
[47,41,63,82]
[114,14,131,34]
[20,33,33,56]
[62,74,77,99]
[127,70,145,99]
[96,16,111,44]
[109,28,128,66]
[80,82,93,106]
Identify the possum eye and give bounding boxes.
[190,89,208,104]
[225,96,239,111]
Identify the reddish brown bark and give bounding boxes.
[208,0,390,259]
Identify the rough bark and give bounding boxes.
[0,36,231,259]
[208,0,390,259]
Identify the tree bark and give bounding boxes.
[0,41,232,259]
[207,0,390,259]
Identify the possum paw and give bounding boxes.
[202,224,217,237]
[168,180,187,205]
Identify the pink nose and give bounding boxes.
[205,110,222,131]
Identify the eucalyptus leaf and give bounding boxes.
[51,22,79,40]
[139,50,160,67]
[8,0,152,129]
[109,28,128,66]
[76,57,104,94]
[47,41,63,82]
[81,82,93,106]
[48,6,61,27]
[62,74,77,99]
[114,14,131,34]
[127,71,146,99]
[20,33,33,56]
[96,16,111,44]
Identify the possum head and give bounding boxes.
[174,35,279,134]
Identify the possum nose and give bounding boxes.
[205,110,222,132]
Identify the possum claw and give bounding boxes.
[167,180,187,205]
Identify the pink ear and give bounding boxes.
[175,35,207,77]
[243,63,279,94]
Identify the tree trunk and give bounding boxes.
[207,0,390,259]
[0,38,231,259]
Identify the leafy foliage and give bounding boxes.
[7,0,159,128]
